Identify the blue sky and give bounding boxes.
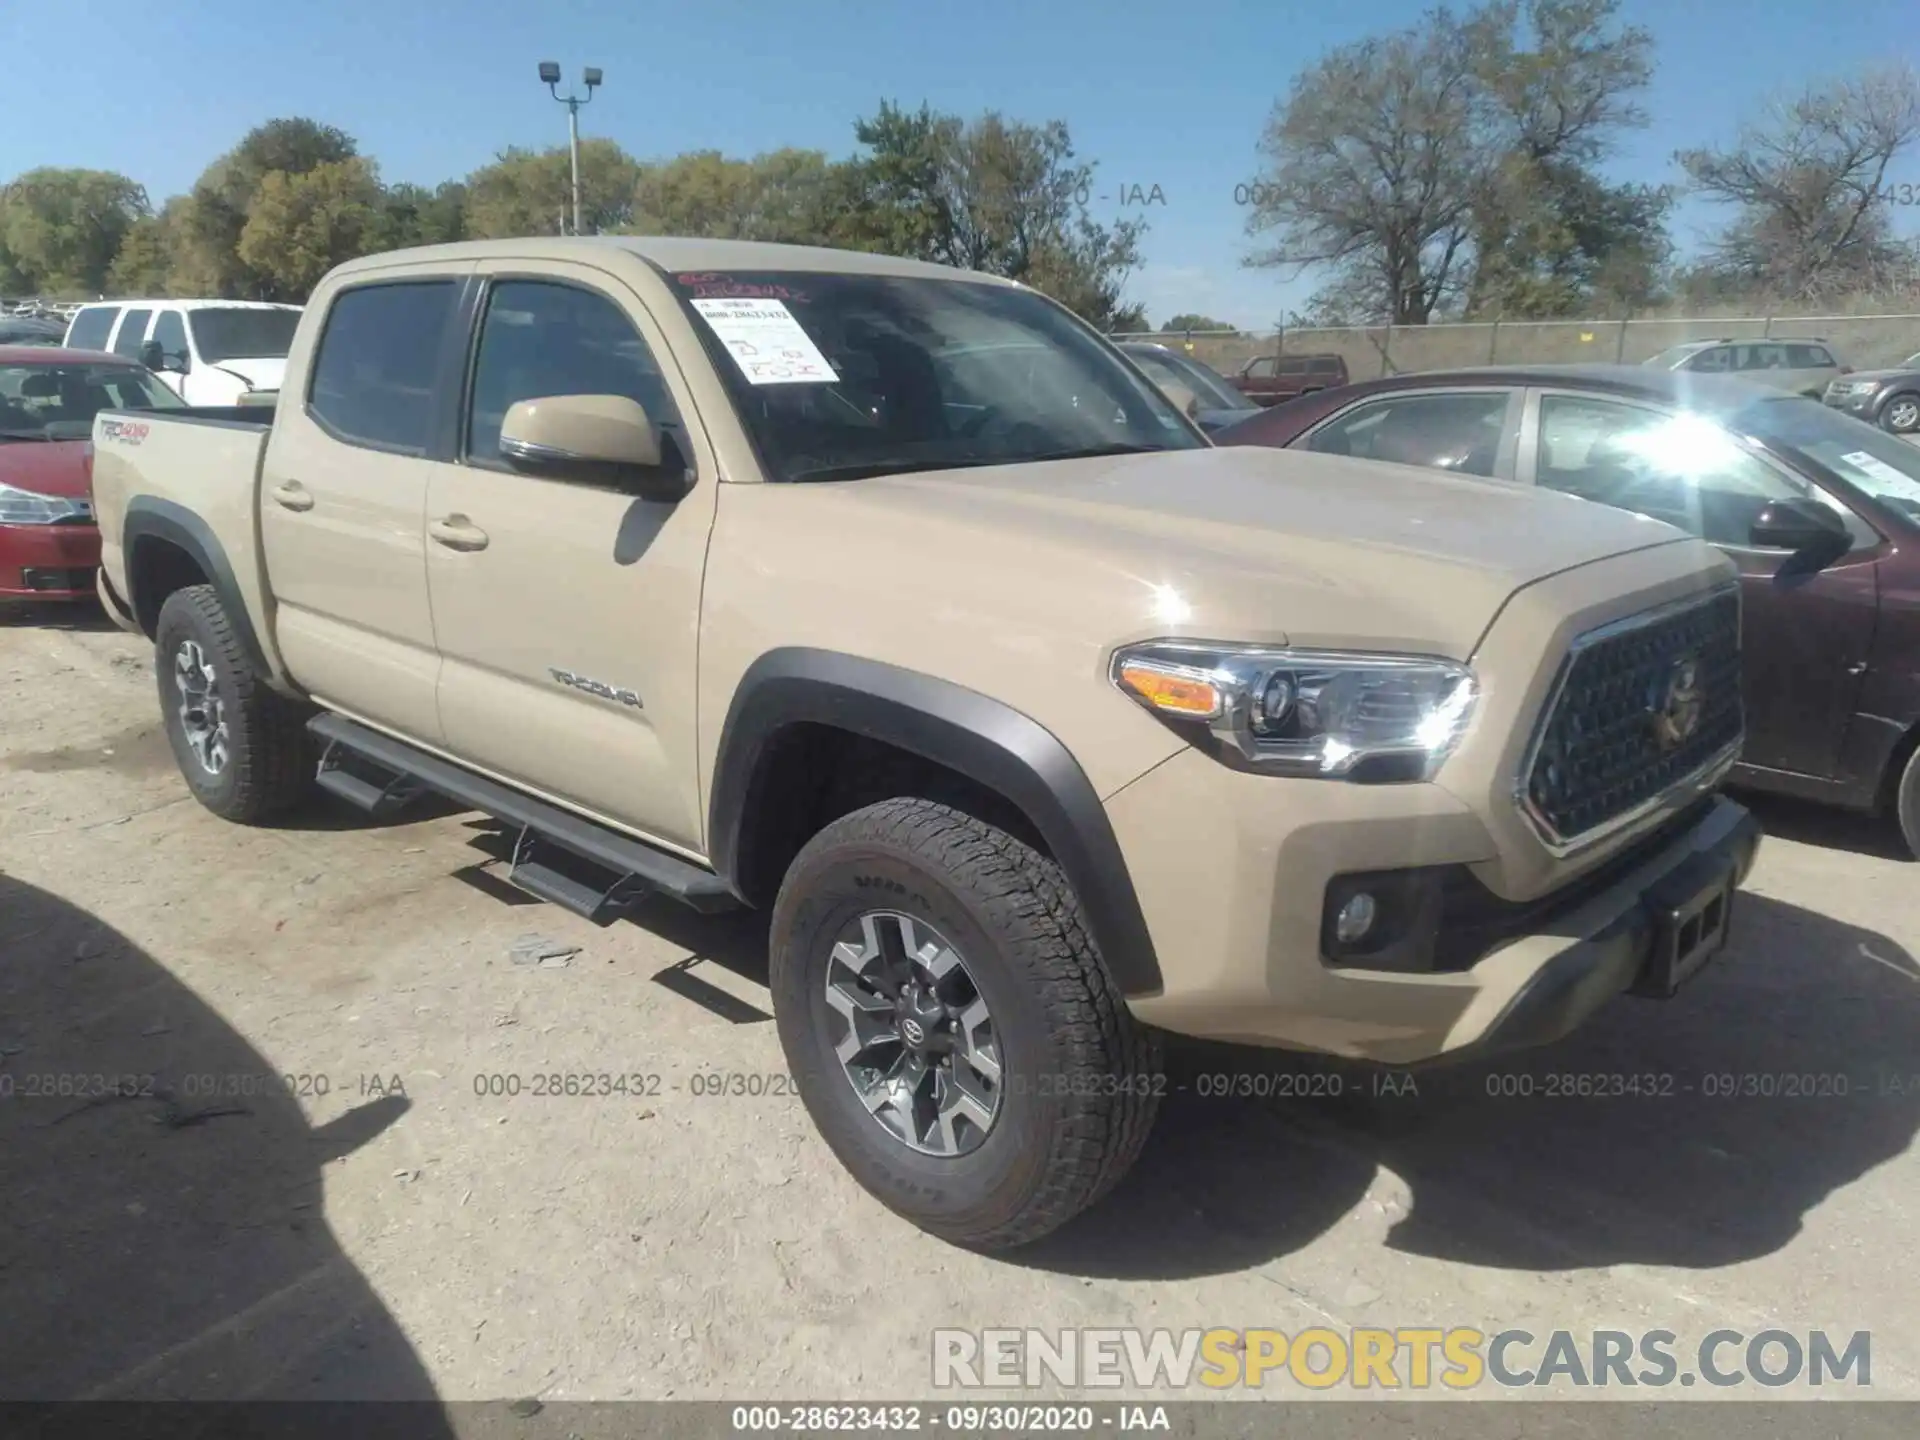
[3,0,1915,326]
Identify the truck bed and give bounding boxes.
[89,405,277,659]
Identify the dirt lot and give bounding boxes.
[3,603,1918,1411]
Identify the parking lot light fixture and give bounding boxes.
[539,61,601,236]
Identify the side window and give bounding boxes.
[66,307,118,351]
[1684,346,1729,373]
[1309,357,1344,376]
[464,280,683,469]
[1305,391,1511,477]
[1787,344,1833,368]
[150,311,188,365]
[306,281,458,453]
[1533,394,1872,550]
[1278,357,1311,376]
[111,309,153,358]
[1245,357,1277,379]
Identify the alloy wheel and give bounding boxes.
[824,910,1003,1157]
[173,639,229,776]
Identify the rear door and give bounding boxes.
[423,259,720,851]
[1519,387,1882,779]
[258,264,474,743]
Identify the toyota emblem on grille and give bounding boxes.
[1651,655,1705,750]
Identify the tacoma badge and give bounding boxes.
[549,668,643,709]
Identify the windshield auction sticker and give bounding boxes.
[691,298,836,385]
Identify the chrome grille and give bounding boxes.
[1519,588,1742,851]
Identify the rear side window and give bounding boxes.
[1787,344,1834,368]
[1305,391,1511,477]
[1309,357,1344,376]
[66,306,118,351]
[1279,358,1311,376]
[306,281,458,453]
[111,309,153,358]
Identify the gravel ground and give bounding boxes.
[2,603,1917,1420]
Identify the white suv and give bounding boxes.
[1641,337,1847,397]
[63,300,301,407]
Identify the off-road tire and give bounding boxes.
[1894,743,1920,860]
[154,585,311,823]
[769,797,1162,1250]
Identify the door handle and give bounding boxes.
[428,515,490,552]
[271,481,314,512]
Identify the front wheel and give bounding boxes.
[154,585,312,823]
[1880,393,1920,434]
[1895,744,1920,860]
[769,798,1161,1249]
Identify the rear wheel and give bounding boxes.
[769,797,1161,1249]
[154,585,312,823]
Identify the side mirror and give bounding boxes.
[1748,496,1850,555]
[498,394,690,503]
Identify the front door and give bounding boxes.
[423,263,719,853]
[1523,389,1881,779]
[259,269,472,742]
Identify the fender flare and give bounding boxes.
[122,496,271,677]
[708,648,1165,998]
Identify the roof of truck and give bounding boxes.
[328,236,1024,286]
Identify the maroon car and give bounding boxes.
[0,346,182,604]
[1216,363,1920,854]
[1229,352,1348,406]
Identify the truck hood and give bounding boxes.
[1843,368,1920,385]
[0,438,90,499]
[206,356,287,392]
[822,445,1696,658]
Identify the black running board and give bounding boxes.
[307,713,740,922]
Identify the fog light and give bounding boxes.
[1334,892,1378,945]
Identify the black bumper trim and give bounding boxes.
[1436,797,1762,1065]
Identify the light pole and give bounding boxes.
[538,61,601,236]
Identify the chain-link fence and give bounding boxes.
[1116,313,1920,380]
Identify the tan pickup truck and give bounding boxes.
[88,237,1761,1248]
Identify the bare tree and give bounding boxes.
[1244,9,1489,324]
[1245,0,1659,324]
[1678,67,1920,302]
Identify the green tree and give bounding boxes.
[236,158,384,300]
[106,207,180,295]
[630,149,866,245]
[849,102,1148,328]
[1160,313,1235,332]
[0,168,150,295]
[464,140,641,238]
[372,181,468,250]
[180,118,361,296]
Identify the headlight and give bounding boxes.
[0,481,90,525]
[1850,380,1882,393]
[1111,641,1477,780]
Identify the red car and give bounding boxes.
[0,346,183,603]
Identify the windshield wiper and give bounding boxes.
[1028,442,1171,463]
[786,456,1010,483]
[0,430,50,442]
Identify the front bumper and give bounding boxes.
[1106,747,1761,1064]
[1823,386,1880,417]
[0,521,100,600]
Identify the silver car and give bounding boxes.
[1642,337,1847,398]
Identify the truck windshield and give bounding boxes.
[662,270,1205,482]
[0,362,184,441]
[188,308,301,363]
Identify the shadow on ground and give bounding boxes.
[0,872,454,1422]
[0,599,120,633]
[1014,894,1920,1280]
[1731,786,1913,863]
